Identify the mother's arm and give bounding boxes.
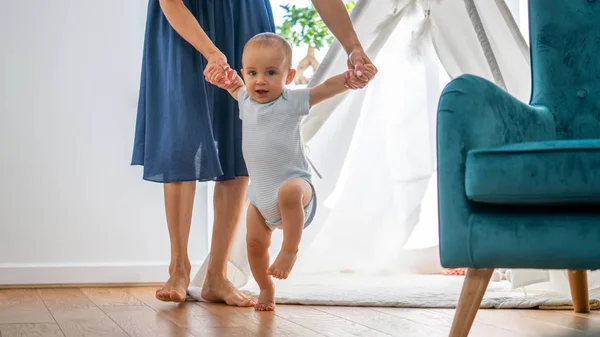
[311,0,377,88]
[159,0,233,84]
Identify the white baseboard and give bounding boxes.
[0,263,202,286]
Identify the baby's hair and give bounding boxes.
[243,32,293,69]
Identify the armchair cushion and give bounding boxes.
[466,139,600,205]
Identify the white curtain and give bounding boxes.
[294,12,443,276]
[292,0,533,277]
[189,0,597,298]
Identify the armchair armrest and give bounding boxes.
[436,74,556,267]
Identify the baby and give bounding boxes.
[216,32,374,311]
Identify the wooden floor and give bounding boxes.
[0,287,599,337]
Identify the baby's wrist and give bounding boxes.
[228,83,244,93]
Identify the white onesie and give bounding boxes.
[238,87,316,230]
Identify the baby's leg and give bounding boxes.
[268,178,312,280]
[246,204,275,311]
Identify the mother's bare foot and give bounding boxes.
[267,250,297,280]
[255,286,275,311]
[201,276,256,307]
[155,272,189,303]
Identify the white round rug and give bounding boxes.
[188,272,600,309]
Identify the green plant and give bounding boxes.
[276,2,355,50]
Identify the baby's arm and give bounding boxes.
[309,64,377,107]
[309,73,349,108]
[220,73,245,100]
[226,77,245,101]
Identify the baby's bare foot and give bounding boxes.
[267,251,297,280]
[255,286,275,311]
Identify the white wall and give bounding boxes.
[0,1,209,284]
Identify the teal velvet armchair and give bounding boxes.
[437,0,600,335]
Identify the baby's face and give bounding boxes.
[242,46,294,103]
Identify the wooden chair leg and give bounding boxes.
[568,270,590,313]
[449,268,494,337]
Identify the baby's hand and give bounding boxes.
[206,66,237,88]
[363,64,377,74]
[344,64,377,89]
[220,73,244,92]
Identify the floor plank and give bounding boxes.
[80,287,145,307]
[0,323,65,337]
[275,304,391,337]
[373,308,527,337]
[453,308,596,334]
[474,309,587,336]
[197,302,324,337]
[102,305,194,337]
[313,306,443,337]
[0,290,55,324]
[37,288,128,337]
[562,310,600,321]
[181,327,255,337]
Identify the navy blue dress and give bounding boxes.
[132,0,275,182]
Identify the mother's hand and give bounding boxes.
[203,52,237,86]
[345,49,377,89]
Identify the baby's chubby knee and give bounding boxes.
[277,181,305,208]
[246,236,270,253]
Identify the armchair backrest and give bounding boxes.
[529,0,600,139]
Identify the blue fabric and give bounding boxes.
[131,0,275,182]
[466,211,600,269]
[466,140,600,204]
[436,0,600,269]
